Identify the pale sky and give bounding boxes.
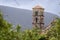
[0,0,60,16]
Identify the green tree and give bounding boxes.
[0,11,21,40]
[46,18,60,40]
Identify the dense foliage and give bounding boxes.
[46,18,60,40]
[0,11,60,40]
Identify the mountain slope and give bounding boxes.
[0,5,58,30]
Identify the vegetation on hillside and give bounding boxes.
[46,18,60,40]
[0,11,60,40]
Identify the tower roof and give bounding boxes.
[33,5,44,9]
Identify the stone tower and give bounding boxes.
[32,5,44,30]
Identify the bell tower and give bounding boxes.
[32,5,44,30]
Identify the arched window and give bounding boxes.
[36,18,38,23]
[35,11,38,16]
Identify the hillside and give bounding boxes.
[0,5,58,30]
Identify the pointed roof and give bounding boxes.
[33,5,44,9]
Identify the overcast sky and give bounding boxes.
[0,0,60,16]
